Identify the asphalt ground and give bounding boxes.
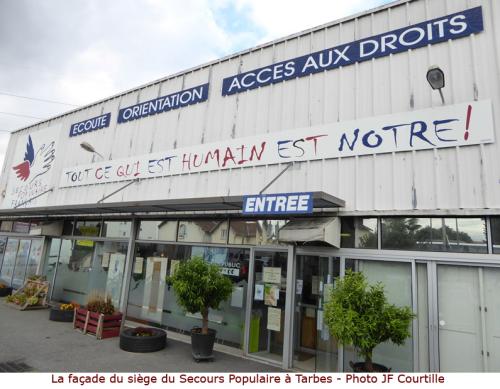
[0,301,282,373]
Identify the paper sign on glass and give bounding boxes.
[264,284,279,306]
[254,284,264,301]
[263,267,281,284]
[267,307,281,332]
[134,257,144,274]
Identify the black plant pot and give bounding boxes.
[49,307,74,322]
[350,361,391,372]
[120,328,167,353]
[0,287,13,297]
[191,327,216,361]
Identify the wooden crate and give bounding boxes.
[5,279,49,311]
[73,307,122,340]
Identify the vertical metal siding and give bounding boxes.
[1,0,499,215]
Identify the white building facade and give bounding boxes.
[0,0,499,372]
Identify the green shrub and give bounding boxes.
[167,257,233,334]
[324,270,415,371]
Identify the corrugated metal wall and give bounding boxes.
[1,0,499,215]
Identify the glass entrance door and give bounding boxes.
[293,255,340,371]
[247,249,289,363]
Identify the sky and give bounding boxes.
[0,0,393,169]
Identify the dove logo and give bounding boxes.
[12,135,56,182]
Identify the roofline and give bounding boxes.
[10,0,413,135]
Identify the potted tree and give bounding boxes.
[324,270,415,372]
[168,257,233,361]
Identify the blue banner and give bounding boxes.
[242,192,313,215]
[118,83,209,124]
[69,113,111,137]
[222,7,483,96]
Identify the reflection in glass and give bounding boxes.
[341,218,377,248]
[12,240,31,288]
[248,250,288,362]
[381,217,487,253]
[13,221,30,233]
[343,259,413,372]
[492,217,500,254]
[126,243,249,347]
[102,221,131,238]
[25,239,44,279]
[138,220,177,241]
[0,221,13,232]
[51,240,94,305]
[74,221,101,237]
[293,255,340,372]
[45,238,62,298]
[89,241,128,307]
[177,220,228,244]
[0,237,7,272]
[0,238,19,286]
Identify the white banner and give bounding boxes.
[4,124,60,208]
[60,100,494,188]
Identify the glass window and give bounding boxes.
[455,218,487,253]
[0,221,13,232]
[25,239,44,279]
[13,221,30,234]
[0,238,18,285]
[102,221,131,238]
[492,217,500,254]
[44,238,62,298]
[138,220,177,241]
[0,236,7,272]
[74,221,101,237]
[343,259,413,372]
[62,220,75,235]
[381,217,487,253]
[51,240,95,305]
[11,239,32,288]
[89,241,128,307]
[126,243,249,347]
[341,217,378,248]
[229,219,288,246]
[177,220,228,244]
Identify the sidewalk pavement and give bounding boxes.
[0,301,282,372]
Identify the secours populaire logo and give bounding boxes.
[13,135,55,182]
[4,126,59,209]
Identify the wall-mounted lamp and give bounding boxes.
[426,65,445,105]
[80,141,104,159]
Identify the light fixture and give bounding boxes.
[80,141,104,159]
[426,65,445,105]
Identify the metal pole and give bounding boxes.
[259,163,293,194]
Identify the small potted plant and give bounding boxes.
[74,291,123,339]
[167,257,233,361]
[0,283,13,297]
[120,326,167,353]
[49,302,78,322]
[324,270,415,372]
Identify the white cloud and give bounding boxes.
[234,0,391,43]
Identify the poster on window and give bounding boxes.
[264,284,279,306]
[267,307,281,331]
[106,253,125,307]
[263,267,281,284]
[142,257,168,322]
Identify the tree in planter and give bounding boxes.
[168,257,233,335]
[324,270,415,372]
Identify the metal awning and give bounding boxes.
[0,191,345,219]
